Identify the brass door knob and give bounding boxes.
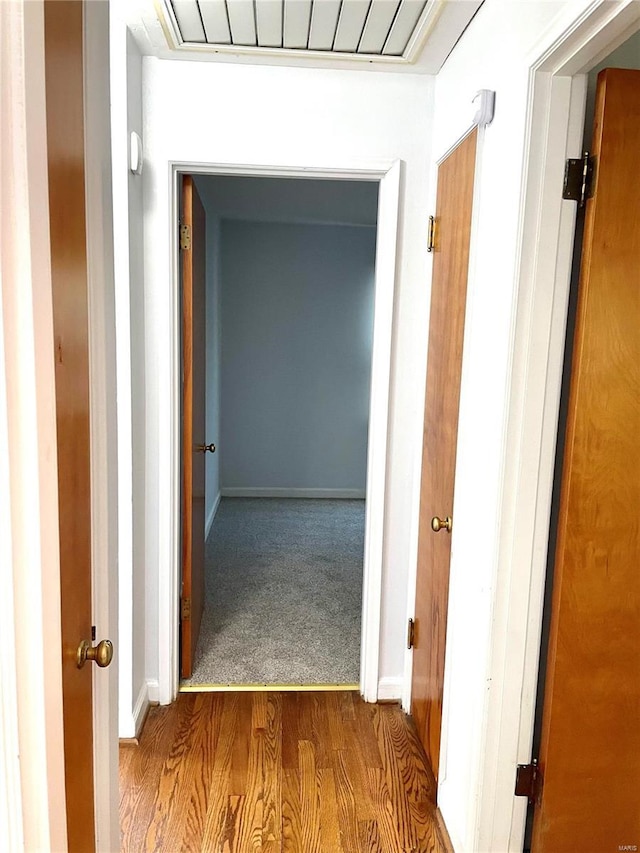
[431,515,452,533]
[77,639,113,669]
[197,443,216,453]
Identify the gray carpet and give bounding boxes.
[184,498,365,685]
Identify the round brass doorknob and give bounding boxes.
[197,443,216,453]
[77,639,113,669]
[431,515,452,533]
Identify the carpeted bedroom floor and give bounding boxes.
[183,498,365,686]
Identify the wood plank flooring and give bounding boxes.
[120,691,448,852]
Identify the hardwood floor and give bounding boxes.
[120,691,449,852]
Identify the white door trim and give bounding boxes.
[159,159,401,704]
[0,213,26,853]
[84,2,120,850]
[476,2,640,851]
[0,1,68,848]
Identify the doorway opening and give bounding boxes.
[182,174,378,689]
[166,161,401,703]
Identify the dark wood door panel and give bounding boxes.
[532,68,640,852]
[411,129,477,781]
[181,175,207,678]
[44,1,95,848]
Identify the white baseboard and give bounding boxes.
[123,679,160,741]
[205,491,221,539]
[146,678,159,704]
[377,676,403,701]
[131,681,150,740]
[220,487,366,499]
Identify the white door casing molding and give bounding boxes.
[474,2,640,851]
[0,0,68,848]
[158,159,401,704]
[0,213,25,853]
[109,7,137,741]
[84,2,120,850]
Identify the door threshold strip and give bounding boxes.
[180,682,360,693]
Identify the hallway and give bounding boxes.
[119,691,449,852]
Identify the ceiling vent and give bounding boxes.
[161,0,442,63]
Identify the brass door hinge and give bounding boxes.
[427,215,436,252]
[181,596,191,621]
[562,152,595,207]
[180,223,191,251]
[515,758,543,805]
[407,618,416,650]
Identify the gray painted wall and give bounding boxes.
[195,175,380,524]
[204,213,222,530]
[584,28,640,139]
[197,175,378,227]
[220,220,376,492]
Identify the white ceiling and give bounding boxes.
[121,0,483,73]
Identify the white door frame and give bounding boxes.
[160,159,401,703]
[84,2,120,850]
[471,2,640,851]
[1,1,68,849]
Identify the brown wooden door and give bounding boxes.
[180,176,207,678]
[44,1,97,849]
[411,129,477,781]
[531,68,640,852]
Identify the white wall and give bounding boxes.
[126,29,148,726]
[219,220,376,494]
[111,15,149,737]
[142,59,434,696]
